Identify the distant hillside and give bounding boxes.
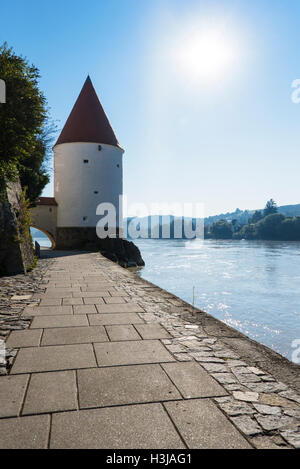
[278,204,300,217]
[205,204,300,226]
[125,203,300,238]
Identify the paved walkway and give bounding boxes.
[0,252,300,449]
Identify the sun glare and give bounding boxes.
[177,28,237,82]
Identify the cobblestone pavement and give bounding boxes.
[0,251,299,449]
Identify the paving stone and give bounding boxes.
[162,362,227,399]
[253,404,281,415]
[96,303,144,314]
[11,295,32,301]
[105,325,140,341]
[73,291,110,298]
[30,315,88,329]
[280,428,300,449]
[0,375,29,417]
[109,288,128,296]
[134,324,171,340]
[94,340,175,367]
[0,415,50,449]
[23,306,73,316]
[38,291,73,299]
[11,344,97,374]
[233,391,259,402]
[73,305,97,315]
[88,313,144,326]
[230,415,262,436]
[78,364,181,408]
[62,298,84,306]
[201,363,228,373]
[216,399,255,416]
[165,399,251,449]
[251,435,290,450]
[247,382,288,393]
[39,299,62,306]
[6,329,42,348]
[279,390,300,404]
[255,414,295,431]
[173,353,194,362]
[41,326,108,346]
[259,393,297,408]
[81,285,114,292]
[83,297,105,305]
[190,353,225,363]
[248,367,265,376]
[103,297,126,304]
[23,371,77,415]
[212,373,237,385]
[50,404,185,449]
[284,409,300,419]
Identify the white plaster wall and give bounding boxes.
[54,142,124,228]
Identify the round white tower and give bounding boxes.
[53,76,124,246]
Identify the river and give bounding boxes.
[134,238,300,362]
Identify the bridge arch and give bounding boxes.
[31,225,56,250]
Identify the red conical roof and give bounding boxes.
[54,76,120,147]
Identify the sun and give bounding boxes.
[177,28,237,82]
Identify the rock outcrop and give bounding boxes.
[0,179,34,276]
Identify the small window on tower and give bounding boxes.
[117,164,120,168]
[83,160,89,164]
[94,191,99,194]
[98,145,102,151]
[83,216,88,222]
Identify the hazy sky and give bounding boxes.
[1,0,300,216]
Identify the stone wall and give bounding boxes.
[0,179,34,276]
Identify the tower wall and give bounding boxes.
[54,142,124,230]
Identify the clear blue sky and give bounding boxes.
[1,0,300,216]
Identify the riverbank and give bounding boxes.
[0,250,299,448]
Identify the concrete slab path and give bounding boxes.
[1,251,300,449]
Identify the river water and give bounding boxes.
[134,238,300,362]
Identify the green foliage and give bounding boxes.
[26,255,38,272]
[208,200,300,241]
[210,219,233,239]
[264,199,278,217]
[248,210,263,224]
[0,43,51,202]
[15,188,33,244]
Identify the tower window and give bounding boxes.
[98,145,102,151]
[83,216,88,222]
[94,191,99,194]
[83,159,89,164]
[117,164,120,168]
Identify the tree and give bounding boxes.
[248,210,263,224]
[210,220,233,239]
[256,213,285,240]
[264,199,278,217]
[0,43,51,202]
